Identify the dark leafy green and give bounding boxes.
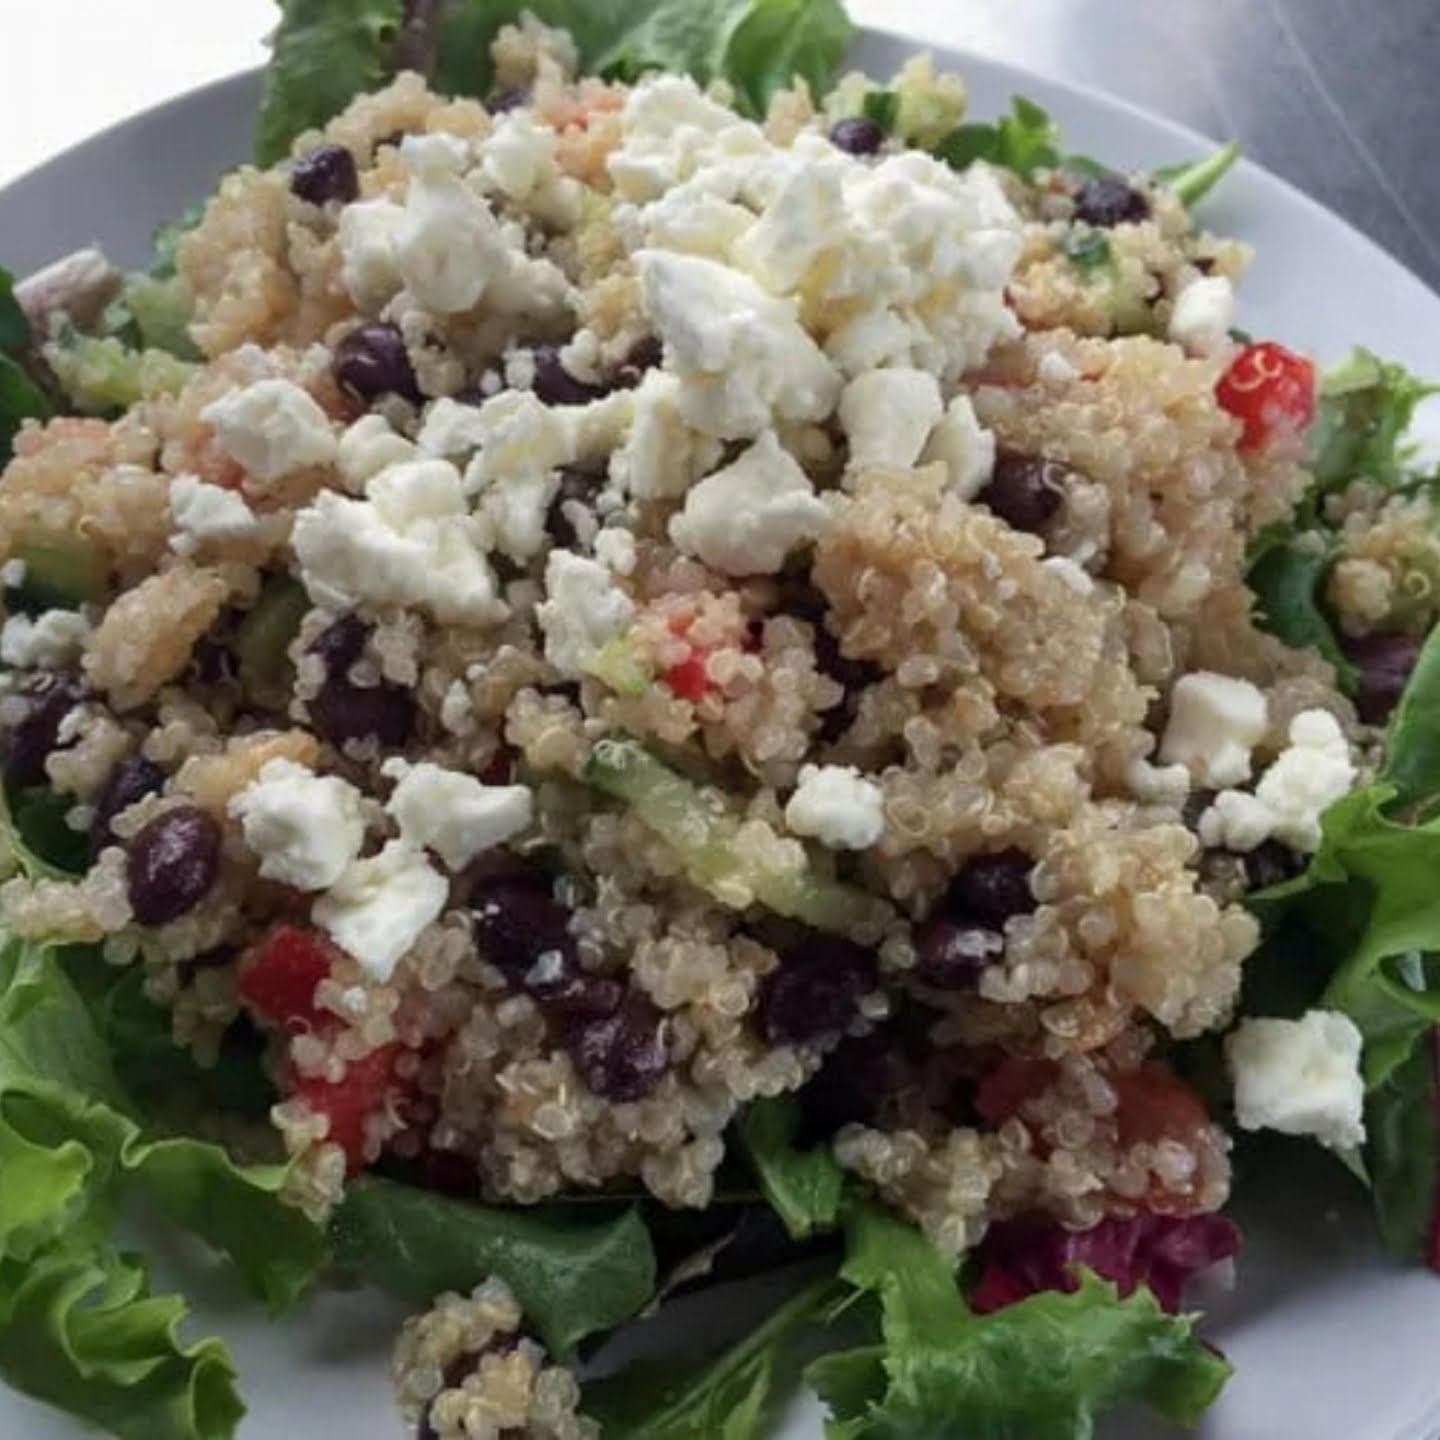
[585,1274,837,1438]
[1245,536,1356,689]
[934,95,1060,178]
[806,1202,1230,1440]
[0,266,51,465]
[1382,623,1440,815]
[259,0,852,166]
[1364,1028,1440,1264]
[737,1095,844,1241]
[1060,228,1113,276]
[1155,140,1241,208]
[0,928,327,1439]
[860,87,900,134]
[0,266,29,357]
[5,786,90,877]
[329,1176,656,1354]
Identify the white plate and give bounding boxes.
[3,26,1440,1440]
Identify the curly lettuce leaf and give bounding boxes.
[1245,535,1356,690]
[258,0,853,165]
[584,1274,837,1439]
[1381,623,1440,816]
[1154,140,1241,209]
[1309,348,1439,493]
[934,95,1060,178]
[329,1175,656,1355]
[737,1095,845,1241]
[0,929,326,1437]
[807,1202,1229,1440]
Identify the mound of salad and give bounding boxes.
[1,1,1438,1437]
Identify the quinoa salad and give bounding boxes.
[3,3,1440,1438]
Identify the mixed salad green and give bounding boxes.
[1,1,1439,1438]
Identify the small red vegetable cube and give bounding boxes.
[239,926,335,1030]
[294,1043,401,1173]
[663,652,712,700]
[1215,341,1316,451]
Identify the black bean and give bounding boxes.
[3,672,86,789]
[531,345,607,407]
[976,453,1066,535]
[947,848,1036,927]
[471,876,575,979]
[755,937,876,1046]
[1073,174,1149,228]
[1180,787,1217,833]
[813,624,883,694]
[913,917,1000,990]
[568,990,669,1101]
[126,806,222,927]
[613,335,662,390]
[308,675,416,749]
[535,970,626,1021]
[290,144,360,206]
[1242,840,1306,891]
[487,86,531,113]
[1342,630,1423,725]
[333,323,421,404]
[544,463,606,550]
[90,754,166,858]
[829,117,885,156]
[189,635,238,686]
[308,612,370,677]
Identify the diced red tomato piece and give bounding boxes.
[1112,1062,1212,1148]
[1215,341,1316,451]
[294,1043,401,1173]
[975,1056,1060,1126]
[663,652,712,700]
[239,926,335,1030]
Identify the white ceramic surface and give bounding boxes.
[2,27,1439,1440]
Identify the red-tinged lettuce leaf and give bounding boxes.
[806,1202,1230,1440]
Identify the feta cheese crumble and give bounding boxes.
[1254,709,1356,851]
[201,378,338,484]
[1168,276,1237,357]
[668,432,831,575]
[838,368,943,478]
[169,475,259,554]
[292,458,505,626]
[538,549,636,679]
[1226,1009,1366,1152]
[337,414,418,491]
[383,759,533,870]
[313,840,449,982]
[230,758,366,891]
[784,764,886,850]
[920,395,996,499]
[0,609,91,668]
[1159,671,1269,788]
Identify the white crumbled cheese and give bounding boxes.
[313,840,449,982]
[479,470,559,563]
[669,432,830,576]
[201,378,338,484]
[338,198,407,312]
[609,370,722,500]
[337,414,418,491]
[1198,789,1274,852]
[401,132,471,176]
[634,249,841,439]
[1126,756,1192,806]
[0,559,27,589]
[538,549,635,679]
[168,475,258,554]
[784,764,886,850]
[229,758,366,891]
[920,395,997,500]
[1159,671,1269,787]
[478,110,580,228]
[292,458,504,626]
[838,369,943,479]
[1168,276,1236,356]
[734,161,846,294]
[1040,556,1095,593]
[395,165,513,315]
[594,527,637,575]
[1253,709,1356,851]
[1037,351,1081,384]
[383,759,533,870]
[1226,1009,1366,1152]
[0,609,91,668]
[417,398,489,458]
[462,390,572,491]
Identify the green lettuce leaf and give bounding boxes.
[0,928,327,1438]
[737,1095,845,1241]
[1,266,55,464]
[258,0,853,167]
[1245,535,1356,690]
[1154,140,1241,209]
[1382,622,1440,816]
[584,1273,838,1439]
[329,1175,656,1354]
[934,95,1060,178]
[1310,348,1439,494]
[807,1202,1230,1440]
[1363,1028,1440,1265]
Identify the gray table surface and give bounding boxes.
[914,0,1440,290]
